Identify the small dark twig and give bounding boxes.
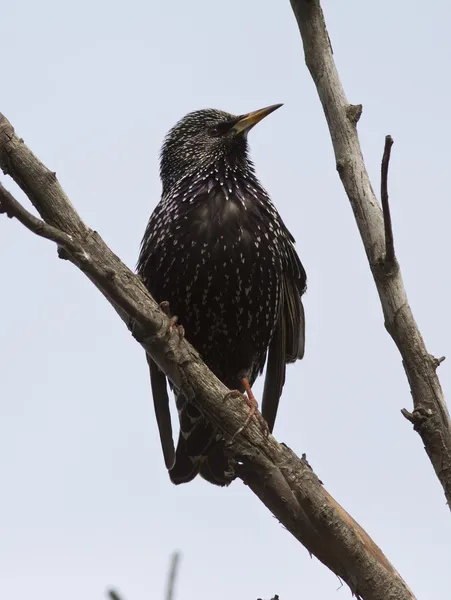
[381,135,395,264]
[166,551,182,600]
[107,590,124,600]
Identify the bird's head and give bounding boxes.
[160,104,282,192]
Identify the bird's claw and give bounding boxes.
[223,389,245,403]
[175,324,185,340]
[159,300,171,315]
[223,388,269,441]
[160,301,184,339]
[168,314,178,331]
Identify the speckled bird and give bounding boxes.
[137,104,307,486]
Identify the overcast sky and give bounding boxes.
[1,1,450,599]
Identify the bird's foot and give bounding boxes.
[159,300,171,315]
[159,301,185,339]
[223,389,246,403]
[224,379,269,441]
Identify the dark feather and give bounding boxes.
[261,309,286,433]
[284,276,306,361]
[261,268,306,432]
[169,393,233,486]
[199,441,235,486]
[147,355,175,469]
[169,435,201,485]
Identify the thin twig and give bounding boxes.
[380,135,395,264]
[0,182,83,255]
[108,590,124,600]
[165,551,181,600]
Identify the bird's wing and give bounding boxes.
[261,245,306,433]
[147,354,176,469]
[261,303,287,433]
[283,275,306,362]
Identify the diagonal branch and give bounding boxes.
[290,0,451,509]
[0,112,416,599]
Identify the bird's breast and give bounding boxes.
[140,181,286,386]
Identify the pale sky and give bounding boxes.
[1,1,450,599]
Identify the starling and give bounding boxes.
[137,104,307,486]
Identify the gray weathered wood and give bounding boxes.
[290,0,451,509]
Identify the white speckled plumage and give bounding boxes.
[138,107,306,486]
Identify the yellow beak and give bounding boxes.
[232,103,283,134]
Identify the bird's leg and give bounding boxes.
[159,301,184,339]
[224,378,269,441]
[241,377,257,408]
[240,377,269,437]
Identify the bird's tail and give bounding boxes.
[169,393,235,486]
[199,440,235,486]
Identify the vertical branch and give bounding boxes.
[380,135,395,265]
[105,552,181,600]
[165,551,181,600]
[290,0,451,509]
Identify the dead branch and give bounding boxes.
[0,181,84,254]
[165,551,181,600]
[290,0,451,509]
[0,112,415,600]
[105,551,181,600]
[380,135,395,265]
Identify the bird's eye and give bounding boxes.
[209,121,232,136]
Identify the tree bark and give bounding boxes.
[290,0,451,509]
[0,110,415,598]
